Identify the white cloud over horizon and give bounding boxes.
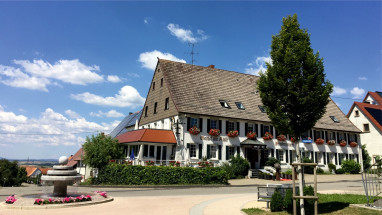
[71,85,145,108]
[331,86,347,96]
[90,110,124,118]
[358,76,368,81]
[107,75,122,83]
[245,56,272,76]
[350,87,365,99]
[167,23,208,43]
[138,50,186,70]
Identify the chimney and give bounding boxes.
[208,65,215,68]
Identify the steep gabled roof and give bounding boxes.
[22,166,39,177]
[158,59,360,132]
[109,110,142,138]
[348,102,382,132]
[116,129,176,144]
[67,148,84,167]
[363,91,382,105]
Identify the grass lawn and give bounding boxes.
[242,194,381,215]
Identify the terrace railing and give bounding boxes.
[361,158,382,206]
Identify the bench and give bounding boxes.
[257,184,299,208]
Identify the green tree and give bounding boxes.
[361,144,371,170]
[258,14,333,214]
[0,159,27,187]
[83,133,124,171]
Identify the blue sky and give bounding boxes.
[0,1,380,159]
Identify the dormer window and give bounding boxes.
[330,116,340,123]
[258,105,266,113]
[235,102,245,110]
[355,110,359,117]
[219,100,231,108]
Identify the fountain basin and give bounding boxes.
[46,170,78,175]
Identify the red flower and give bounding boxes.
[327,140,336,145]
[262,132,273,140]
[350,142,358,147]
[227,130,239,137]
[247,132,257,139]
[339,140,347,147]
[277,134,286,141]
[189,126,200,135]
[209,129,221,136]
[315,138,324,145]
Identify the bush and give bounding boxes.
[265,157,280,167]
[317,167,324,174]
[283,189,293,212]
[220,162,235,179]
[302,157,314,174]
[270,191,284,212]
[328,163,336,173]
[94,163,229,185]
[336,168,345,174]
[229,155,250,178]
[341,160,361,174]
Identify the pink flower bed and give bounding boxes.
[95,191,108,198]
[5,195,17,204]
[34,195,91,205]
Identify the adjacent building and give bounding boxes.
[119,59,362,171]
[347,91,382,164]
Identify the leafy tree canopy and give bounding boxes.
[258,14,333,139]
[83,133,124,170]
[0,159,27,187]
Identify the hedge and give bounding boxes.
[93,163,229,185]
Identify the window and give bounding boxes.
[189,144,197,158]
[143,145,149,157]
[235,102,245,110]
[263,125,271,136]
[190,117,198,127]
[144,106,148,117]
[314,130,322,138]
[210,145,217,159]
[258,105,266,113]
[363,124,370,132]
[248,123,255,133]
[149,145,155,157]
[152,82,155,90]
[210,120,218,129]
[328,132,335,140]
[338,132,344,141]
[219,100,231,108]
[165,97,169,110]
[228,146,235,159]
[355,110,359,117]
[160,78,163,87]
[318,152,323,164]
[301,130,310,140]
[278,150,284,162]
[154,102,158,114]
[330,116,340,123]
[349,133,356,142]
[227,121,235,131]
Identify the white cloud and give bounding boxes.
[0,107,116,147]
[65,109,81,119]
[0,65,51,91]
[350,87,365,99]
[167,23,208,43]
[127,73,140,78]
[331,86,347,96]
[245,56,272,76]
[107,75,122,83]
[358,77,367,81]
[144,17,150,24]
[90,110,124,118]
[138,50,186,70]
[71,85,145,108]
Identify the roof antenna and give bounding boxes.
[186,43,199,65]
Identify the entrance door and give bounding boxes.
[246,148,258,169]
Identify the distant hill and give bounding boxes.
[1,158,58,162]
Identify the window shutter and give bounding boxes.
[346,133,349,144]
[315,152,318,163]
[290,151,293,164]
[310,130,313,139]
[226,121,229,134]
[276,149,279,160]
[335,132,338,143]
[207,145,211,159]
[187,143,190,149]
[199,144,203,159]
[321,131,324,139]
[207,119,211,133]
[325,131,328,142]
[236,122,240,135]
[260,124,264,137]
[271,149,274,157]
[187,117,191,131]
[270,125,274,137]
[245,123,248,135]
[199,118,203,132]
[255,124,258,135]
[323,152,326,165]
[286,150,289,163]
[218,145,222,160]
[346,154,349,160]
[356,154,359,163]
[335,153,338,165]
[219,120,222,132]
[236,146,240,156]
[226,146,230,160]
[327,153,330,164]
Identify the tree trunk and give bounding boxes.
[295,139,305,215]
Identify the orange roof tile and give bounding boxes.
[67,148,85,167]
[22,166,39,177]
[116,129,176,144]
[348,102,382,132]
[39,168,52,175]
[367,91,382,105]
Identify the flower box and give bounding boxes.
[198,161,213,168]
[327,140,336,145]
[315,138,324,145]
[277,134,286,141]
[145,160,155,166]
[262,132,273,140]
[247,131,257,139]
[189,126,200,135]
[339,140,347,147]
[350,142,358,147]
[169,161,181,167]
[227,130,239,138]
[290,137,296,142]
[208,129,221,136]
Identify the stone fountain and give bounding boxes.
[41,156,82,197]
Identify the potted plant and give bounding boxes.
[262,132,273,140]
[327,139,336,145]
[290,137,296,143]
[277,134,286,141]
[339,140,347,147]
[227,130,239,138]
[247,131,257,139]
[209,129,221,137]
[189,126,200,135]
[350,142,358,147]
[315,138,324,145]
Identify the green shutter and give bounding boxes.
[199,118,203,132]
[236,146,240,156]
[199,144,203,159]
[187,117,191,130]
[207,145,211,159]
[323,152,326,165]
[286,150,289,163]
[207,119,211,132]
[276,149,279,161]
[226,121,229,134]
[245,123,248,135]
[226,146,230,160]
[236,122,240,135]
[218,145,222,160]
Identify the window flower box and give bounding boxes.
[350,142,358,147]
[290,137,296,142]
[209,129,221,136]
[189,126,200,135]
[327,140,336,145]
[277,134,286,141]
[315,138,324,145]
[262,132,273,140]
[247,132,257,139]
[198,161,213,168]
[339,140,347,147]
[169,161,181,167]
[145,160,155,166]
[227,130,239,138]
